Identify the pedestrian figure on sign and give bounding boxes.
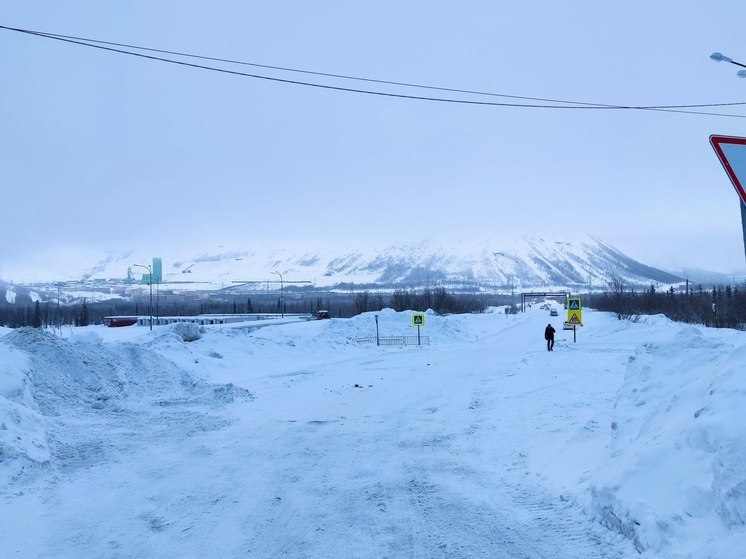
[544,323,555,351]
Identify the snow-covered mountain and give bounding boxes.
[7,234,684,293]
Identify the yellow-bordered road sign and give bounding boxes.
[567,311,582,325]
[412,313,425,327]
[568,297,582,311]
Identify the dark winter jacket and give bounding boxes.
[544,325,555,340]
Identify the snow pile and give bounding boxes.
[167,321,203,342]
[332,307,502,346]
[0,337,50,482]
[589,325,746,556]
[0,327,253,493]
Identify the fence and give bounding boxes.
[353,335,430,347]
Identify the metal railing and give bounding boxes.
[353,335,430,347]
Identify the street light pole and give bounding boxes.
[272,271,284,317]
[133,263,153,330]
[709,53,746,263]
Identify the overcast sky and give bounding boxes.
[4,1,746,275]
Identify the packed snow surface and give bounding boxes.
[1,308,745,558]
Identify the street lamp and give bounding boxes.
[710,52,746,76]
[271,271,284,318]
[133,263,153,330]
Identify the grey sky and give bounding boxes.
[4,1,746,274]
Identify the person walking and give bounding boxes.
[544,323,556,351]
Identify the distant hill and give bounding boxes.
[1,235,689,302]
[0,280,38,306]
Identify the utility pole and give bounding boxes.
[133,263,153,330]
[272,271,284,317]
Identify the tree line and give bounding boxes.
[6,281,744,331]
[354,287,487,315]
[594,277,746,329]
[0,288,499,329]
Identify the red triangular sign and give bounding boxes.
[710,135,746,205]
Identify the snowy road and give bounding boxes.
[3,310,643,557]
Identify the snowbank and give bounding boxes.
[589,324,746,556]
[0,336,50,482]
[0,327,253,492]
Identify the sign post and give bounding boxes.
[566,297,582,343]
[709,135,746,261]
[412,313,425,346]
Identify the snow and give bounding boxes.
[1,307,745,557]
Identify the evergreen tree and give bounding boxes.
[32,301,42,328]
[80,299,90,327]
[354,291,370,314]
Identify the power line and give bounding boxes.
[23,27,746,112]
[3,24,746,118]
[0,25,651,108]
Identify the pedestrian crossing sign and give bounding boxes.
[568,297,582,311]
[412,313,425,327]
[567,311,582,325]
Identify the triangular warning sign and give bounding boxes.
[568,312,581,324]
[710,135,746,205]
[569,300,580,310]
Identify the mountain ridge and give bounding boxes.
[7,234,688,293]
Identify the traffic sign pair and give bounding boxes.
[567,297,582,326]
